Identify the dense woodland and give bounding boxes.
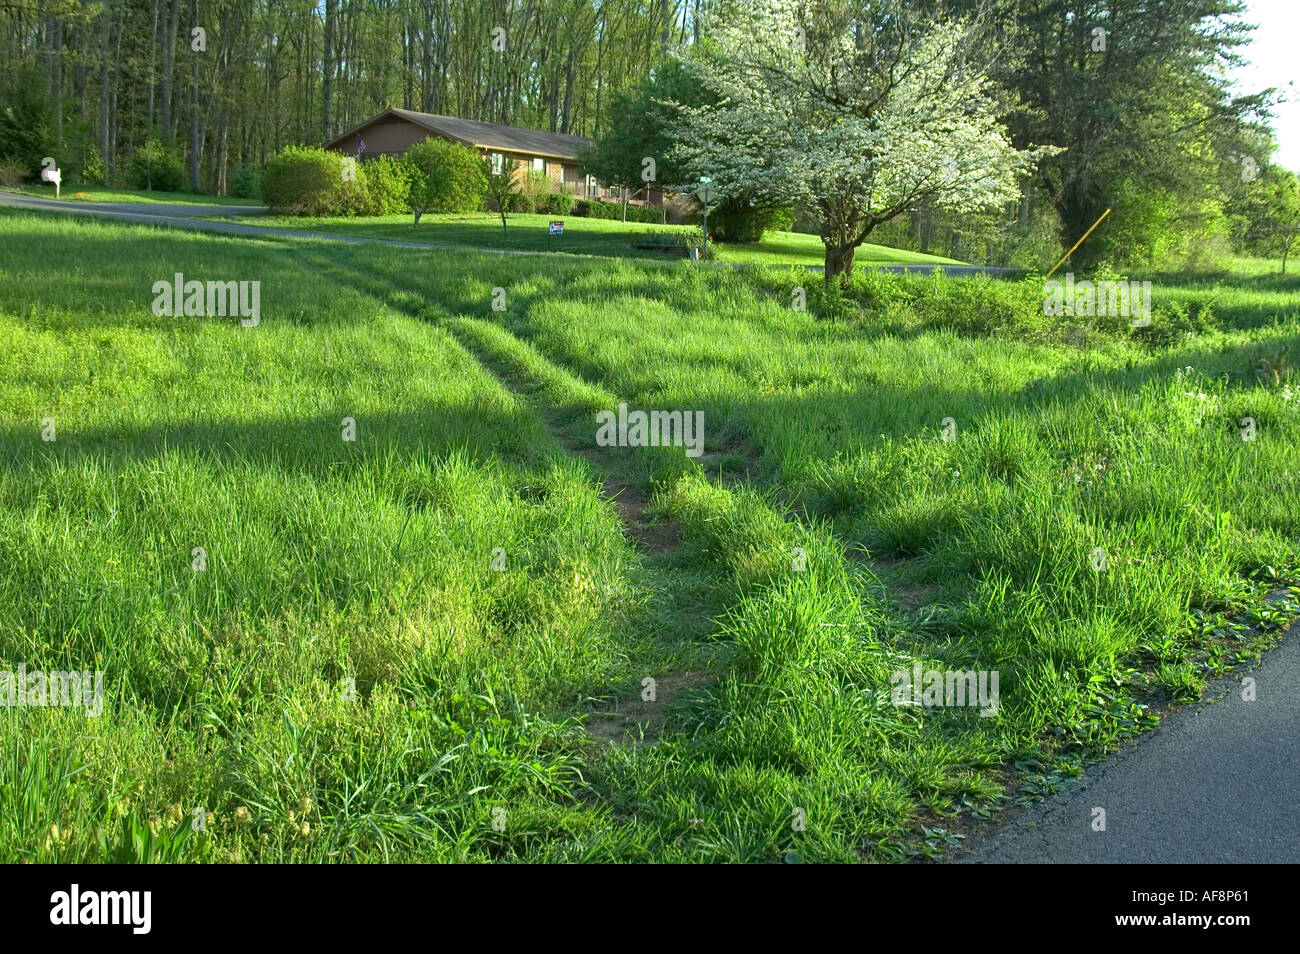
[1,0,700,194]
[1,0,1295,267]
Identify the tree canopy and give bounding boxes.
[669,0,1048,277]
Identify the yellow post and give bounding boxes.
[1046,208,1111,279]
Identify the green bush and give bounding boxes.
[538,192,574,215]
[405,138,487,220]
[261,145,368,216]
[706,197,793,243]
[229,164,260,199]
[507,193,536,213]
[131,139,185,193]
[573,198,667,221]
[520,169,551,199]
[0,156,26,188]
[361,154,415,215]
[0,70,54,172]
[79,145,106,186]
[574,199,620,219]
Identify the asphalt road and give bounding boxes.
[0,191,1024,275]
[955,629,1300,864]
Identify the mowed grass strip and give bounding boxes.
[210,208,964,268]
[4,184,263,206]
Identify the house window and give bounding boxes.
[585,175,597,198]
[532,157,545,172]
[490,153,504,174]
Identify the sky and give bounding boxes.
[1231,0,1299,172]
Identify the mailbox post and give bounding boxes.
[697,176,713,261]
[41,166,62,199]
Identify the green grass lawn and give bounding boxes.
[4,184,263,206]
[2,206,1298,863]
[208,209,964,267]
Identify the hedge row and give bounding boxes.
[262,144,480,217]
[571,199,665,223]
[260,145,671,225]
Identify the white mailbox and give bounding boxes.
[40,166,62,198]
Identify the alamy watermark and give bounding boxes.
[890,664,999,717]
[1,665,104,716]
[50,884,150,934]
[151,272,260,326]
[1043,273,1152,324]
[595,403,705,457]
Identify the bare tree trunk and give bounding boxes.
[322,0,337,143]
[161,0,181,141]
[48,15,63,148]
[824,243,856,281]
[561,47,576,134]
[148,0,159,132]
[97,4,113,168]
[215,109,228,195]
[109,18,122,174]
[189,0,200,191]
[73,24,87,122]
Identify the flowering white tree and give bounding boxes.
[671,0,1047,278]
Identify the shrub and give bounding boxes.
[632,203,666,223]
[261,145,368,216]
[229,164,260,199]
[482,160,518,232]
[362,154,415,215]
[576,199,618,219]
[405,138,487,222]
[507,193,536,213]
[632,228,713,258]
[538,192,574,215]
[520,169,551,199]
[131,139,185,192]
[80,145,106,186]
[0,157,26,188]
[0,70,54,170]
[570,199,665,223]
[707,197,793,243]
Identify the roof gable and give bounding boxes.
[328,108,591,162]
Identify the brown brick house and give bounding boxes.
[325,107,662,206]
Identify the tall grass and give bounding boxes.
[2,207,1297,862]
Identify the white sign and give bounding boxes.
[548,221,564,235]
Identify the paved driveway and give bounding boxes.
[954,631,1300,864]
[0,190,1024,276]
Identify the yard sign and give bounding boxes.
[548,221,564,235]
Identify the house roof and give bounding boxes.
[327,108,591,163]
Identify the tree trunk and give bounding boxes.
[189,0,200,192]
[322,0,337,143]
[97,4,113,168]
[561,42,577,134]
[214,110,228,195]
[148,0,159,132]
[161,0,180,141]
[1055,180,1107,268]
[49,16,64,148]
[824,243,856,280]
[109,19,122,172]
